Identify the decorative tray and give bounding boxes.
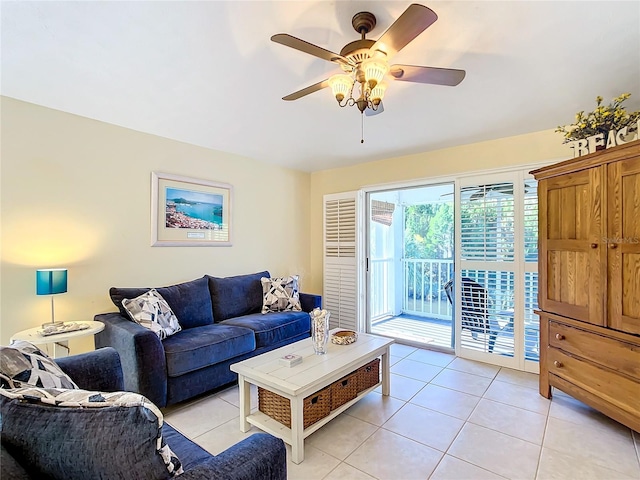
[331,330,358,345]
[38,322,90,337]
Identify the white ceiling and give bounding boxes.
[2,1,639,172]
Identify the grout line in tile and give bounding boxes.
[311,418,382,464]
[406,396,479,423]
[445,452,512,479]
[494,369,540,392]
[453,390,545,449]
[539,440,639,480]
[403,354,456,369]
[492,377,539,391]
[479,382,549,414]
[443,364,499,381]
[416,380,483,399]
[445,363,500,380]
[386,369,442,384]
[534,413,552,480]
[319,462,341,480]
[464,414,545,448]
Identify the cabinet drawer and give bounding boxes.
[548,348,640,416]
[549,321,640,380]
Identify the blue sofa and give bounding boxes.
[0,347,287,480]
[95,271,321,407]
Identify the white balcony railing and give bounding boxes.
[370,258,393,320]
[370,258,454,321]
[403,258,454,319]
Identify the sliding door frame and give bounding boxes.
[359,160,555,371]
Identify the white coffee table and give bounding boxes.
[10,321,105,358]
[230,330,393,464]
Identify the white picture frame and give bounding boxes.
[151,172,232,247]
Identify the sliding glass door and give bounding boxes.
[367,183,455,350]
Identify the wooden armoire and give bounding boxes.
[531,139,640,433]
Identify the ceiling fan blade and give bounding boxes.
[369,4,438,58]
[389,64,466,86]
[271,34,354,67]
[282,79,330,101]
[365,102,384,116]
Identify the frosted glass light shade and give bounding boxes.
[36,269,68,295]
[362,58,389,89]
[328,74,353,102]
[370,82,388,104]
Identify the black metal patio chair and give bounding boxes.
[443,277,511,353]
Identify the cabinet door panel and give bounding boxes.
[608,158,640,334]
[538,168,605,324]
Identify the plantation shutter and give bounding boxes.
[323,191,362,331]
[523,179,540,362]
[456,174,540,371]
[460,182,515,262]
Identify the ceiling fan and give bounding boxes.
[271,3,466,117]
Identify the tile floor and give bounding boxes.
[163,343,640,480]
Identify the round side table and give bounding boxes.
[10,320,105,358]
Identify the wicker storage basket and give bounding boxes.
[258,386,331,429]
[356,358,380,392]
[330,371,359,410]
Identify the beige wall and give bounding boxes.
[307,131,573,293]
[1,96,574,352]
[0,97,312,350]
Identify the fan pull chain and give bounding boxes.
[361,113,365,144]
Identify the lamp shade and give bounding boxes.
[36,269,68,295]
[361,57,389,90]
[370,82,388,104]
[328,74,353,102]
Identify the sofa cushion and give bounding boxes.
[122,288,182,339]
[208,271,269,321]
[162,324,256,377]
[220,311,310,349]
[110,276,213,329]
[261,275,302,313]
[0,387,182,479]
[0,341,78,389]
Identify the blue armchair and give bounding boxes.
[0,347,287,480]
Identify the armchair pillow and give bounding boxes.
[261,276,302,313]
[122,288,182,340]
[0,341,78,390]
[0,387,183,479]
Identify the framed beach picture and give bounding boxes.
[151,172,232,246]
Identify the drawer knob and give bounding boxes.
[609,243,617,249]
[590,243,598,249]
[555,333,565,341]
[553,360,563,368]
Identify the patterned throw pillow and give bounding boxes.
[0,340,78,389]
[0,387,183,478]
[261,276,302,313]
[122,288,182,339]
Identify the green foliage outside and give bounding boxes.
[404,203,453,260]
[404,203,453,299]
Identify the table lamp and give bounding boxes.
[36,268,67,328]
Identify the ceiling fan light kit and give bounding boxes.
[272,3,466,139]
[328,56,389,113]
